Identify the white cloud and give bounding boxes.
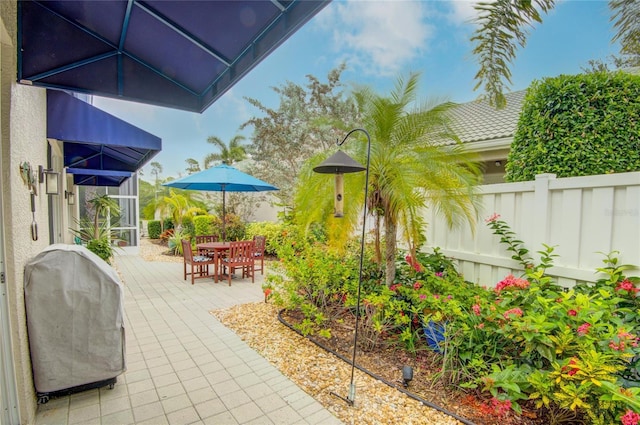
[446,0,479,26]
[442,0,561,28]
[204,88,252,131]
[321,0,434,77]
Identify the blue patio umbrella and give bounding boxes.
[163,164,278,240]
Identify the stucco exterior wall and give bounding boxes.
[1,1,49,422]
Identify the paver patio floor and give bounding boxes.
[34,253,342,425]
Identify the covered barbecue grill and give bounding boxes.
[24,244,126,403]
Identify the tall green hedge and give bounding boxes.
[505,71,640,182]
[148,220,161,239]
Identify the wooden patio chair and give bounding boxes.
[220,240,255,286]
[195,234,218,244]
[181,239,216,285]
[195,234,218,257]
[253,235,266,275]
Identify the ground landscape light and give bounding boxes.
[402,365,414,388]
[313,128,371,406]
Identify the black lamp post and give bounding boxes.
[313,128,371,405]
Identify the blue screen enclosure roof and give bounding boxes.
[19,0,331,113]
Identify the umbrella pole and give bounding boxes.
[222,189,226,241]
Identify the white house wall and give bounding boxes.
[1,1,49,421]
[425,172,640,288]
[249,193,280,223]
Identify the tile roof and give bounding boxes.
[445,90,526,144]
[625,66,640,75]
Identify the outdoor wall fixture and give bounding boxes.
[39,165,60,195]
[402,365,414,388]
[20,161,38,194]
[495,160,502,167]
[313,128,371,406]
[65,190,75,205]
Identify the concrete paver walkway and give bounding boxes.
[34,253,343,425]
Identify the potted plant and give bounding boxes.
[70,194,122,264]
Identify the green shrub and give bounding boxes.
[193,215,217,236]
[245,221,283,256]
[441,216,640,422]
[148,220,162,239]
[167,229,188,256]
[162,217,174,231]
[191,213,246,241]
[446,252,640,422]
[267,236,374,338]
[221,213,245,241]
[86,237,113,264]
[270,214,640,422]
[141,202,156,220]
[181,215,195,238]
[506,71,640,182]
[70,218,116,264]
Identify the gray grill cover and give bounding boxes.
[24,244,126,393]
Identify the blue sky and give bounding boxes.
[93,0,620,180]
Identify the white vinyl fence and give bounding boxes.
[424,172,640,288]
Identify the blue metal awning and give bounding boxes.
[66,168,133,187]
[47,89,161,186]
[19,0,330,113]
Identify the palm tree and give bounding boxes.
[150,161,163,203]
[88,194,121,239]
[204,135,247,168]
[296,73,482,286]
[185,158,201,174]
[471,0,639,108]
[158,189,206,230]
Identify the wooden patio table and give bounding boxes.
[196,241,230,283]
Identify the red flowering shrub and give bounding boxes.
[502,307,524,319]
[441,217,640,423]
[577,323,591,335]
[495,274,530,293]
[478,397,512,418]
[405,254,423,272]
[616,279,639,295]
[621,409,640,425]
[269,213,640,424]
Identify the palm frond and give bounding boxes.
[471,0,556,108]
[610,0,640,53]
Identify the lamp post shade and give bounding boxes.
[313,150,366,218]
[163,164,278,240]
[312,150,366,174]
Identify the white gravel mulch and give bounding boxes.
[211,302,464,425]
[139,237,183,263]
